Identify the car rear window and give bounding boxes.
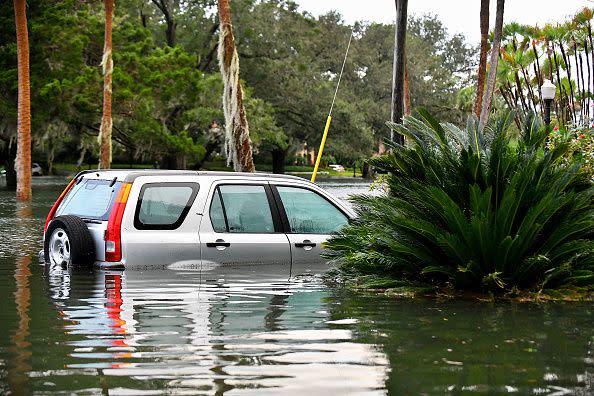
[134,182,199,230]
[56,178,122,221]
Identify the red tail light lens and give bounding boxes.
[105,183,132,262]
[44,177,79,234]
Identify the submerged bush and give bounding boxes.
[324,111,594,293]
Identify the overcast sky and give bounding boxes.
[294,0,591,44]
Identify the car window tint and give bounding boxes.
[218,185,274,233]
[210,190,227,232]
[277,186,348,234]
[56,179,121,220]
[137,185,195,228]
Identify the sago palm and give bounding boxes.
[324,110,594,293]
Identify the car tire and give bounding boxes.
[44,215,95,266]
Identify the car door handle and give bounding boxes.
[295,240,316,248]
[206,239,231,248]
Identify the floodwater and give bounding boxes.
[0,176,592,395]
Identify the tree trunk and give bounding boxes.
[575,43,586,122]
[47,146,54,175]
[13,0,31,201]
[192,139,220,170]
[362,162,373,179]
[218,0,255,172]
[390,0,407,144]
[271,149,286,174]
[532,41,544,117]
[513,71,528,114]
[473,0,489,118]
[559,41,575,124]
[552,44,567,125]
[403,58,411,116]
[165,19,176,47]
[584,38,591,120]
[151,0,176,47]
[584,22,594,120]
[99,0,114,170]
[478,0,505,131]
[2,140,17,188]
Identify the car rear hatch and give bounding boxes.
[53,176,123,262]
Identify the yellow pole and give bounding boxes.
[311,115,332,183]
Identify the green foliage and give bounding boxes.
[1,0,477,170]
[324,111,594,293]
[548,124,594,178]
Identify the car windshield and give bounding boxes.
[56,178,122,221]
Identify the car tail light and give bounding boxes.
[44,177,79,234]
[105,183,132,262]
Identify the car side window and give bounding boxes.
[276,186,348,234]
[209,185,274,233]
[209,189,227,233]
[135,183,199,230]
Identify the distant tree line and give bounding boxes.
[0,0,477,189]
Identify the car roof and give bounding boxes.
[75,169,308,183]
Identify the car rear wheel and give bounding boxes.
[44,215,95,266]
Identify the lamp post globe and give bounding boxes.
[541,79,556,130]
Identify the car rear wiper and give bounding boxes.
[80,217,102,224]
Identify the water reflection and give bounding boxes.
[330,293,594,395]
[39,265,388,394]
[7,255,32,394]
[6,203,34,394]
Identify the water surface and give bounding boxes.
[0,176,592,395]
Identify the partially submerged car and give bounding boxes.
[43,170,354,269]
[32,162,43,176]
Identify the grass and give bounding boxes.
[53,161,362,178]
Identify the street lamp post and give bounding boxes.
[541,79,556,131]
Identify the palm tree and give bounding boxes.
[473,0,489,118]
[479,0,505,131]
[13,0,31,201]
[99,0,114,170]
[218,0,254,172]
[324,111,594,293]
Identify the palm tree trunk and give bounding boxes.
[514,71,528,114]
[13,0,31,201]
[390,0,408,144]
[559,40,576,123]
[586,21,594,118]
[584,38,591,120]
[532,41,544,117]
[544,41,560,122]
[500,89,521,128]
[551,44,567,125]
[520,64,537,114]
[473,0,489,118]
[478,0,505,130]
[403,58,411,116]
[575,43,586,123]
[218,0,254,172]
[505,81,517,108]
[99,0,114,169]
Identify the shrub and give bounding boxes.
[547,123,594,179]
[324,110,594,293]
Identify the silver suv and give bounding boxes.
[43,170,354,270]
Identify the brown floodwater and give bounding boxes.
[0,176,592,395]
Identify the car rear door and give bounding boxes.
[270,184,350,272]
[199,181,291,268]
[121,178,202,268]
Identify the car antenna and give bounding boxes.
[310,26,354,183]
